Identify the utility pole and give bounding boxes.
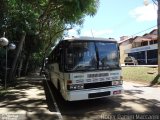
[158,0,160,75]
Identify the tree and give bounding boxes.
[0,0,99,81]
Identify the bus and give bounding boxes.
[47,37,123,101]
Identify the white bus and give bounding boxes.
[47,37,123,101]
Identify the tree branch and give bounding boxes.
[44,27,72,53]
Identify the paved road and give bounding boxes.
[124,81,160,106]
[45,80,160,120]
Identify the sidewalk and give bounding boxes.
[124,81,160,107]
[0,73,60,120]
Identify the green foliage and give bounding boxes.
[31,52,44,68]
[0,0,99,71]
[122,67,159,84]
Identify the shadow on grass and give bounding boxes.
[149,75,160,86]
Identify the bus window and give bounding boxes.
[65,41,119,71]
[96,42,119,69]
[65,42,97,71]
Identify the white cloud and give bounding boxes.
[82,29,113,37]
[129,3,157,22]
[67,29,78,37]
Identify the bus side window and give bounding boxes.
[53,47,59,63]
[59,48,64,72]
[48,52,54,64]
[54,45,64,72]
[54,48,60,62]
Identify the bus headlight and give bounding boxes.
[67,84,84,90]
[112,80,123,86]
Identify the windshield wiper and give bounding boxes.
[72,65,97,71]
[72,64,88,71]
[100,65,112,70]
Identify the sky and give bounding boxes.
[67,0,157,41]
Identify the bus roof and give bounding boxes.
[63,36,117,42]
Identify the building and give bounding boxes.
[119,29,158,65]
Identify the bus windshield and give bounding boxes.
[65,41,120,71]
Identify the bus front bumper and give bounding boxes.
[66,86,123,101]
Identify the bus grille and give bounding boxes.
[84,81,112,89]
[89,91,111,98]
[87,73,109,78]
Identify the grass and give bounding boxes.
[122,66,160,85]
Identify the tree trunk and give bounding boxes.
[40,55,46,76]
[24,54,30,76]
[8,32,26,81]
[18,56,24,77]
[158,1,160,75]
[12,60,20,81]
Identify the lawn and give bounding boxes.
[122,66,160,85]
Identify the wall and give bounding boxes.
[119,40,132,64]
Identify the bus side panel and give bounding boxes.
[61,73,71,100]
[50,63,59,89]
[49,63,70,100]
